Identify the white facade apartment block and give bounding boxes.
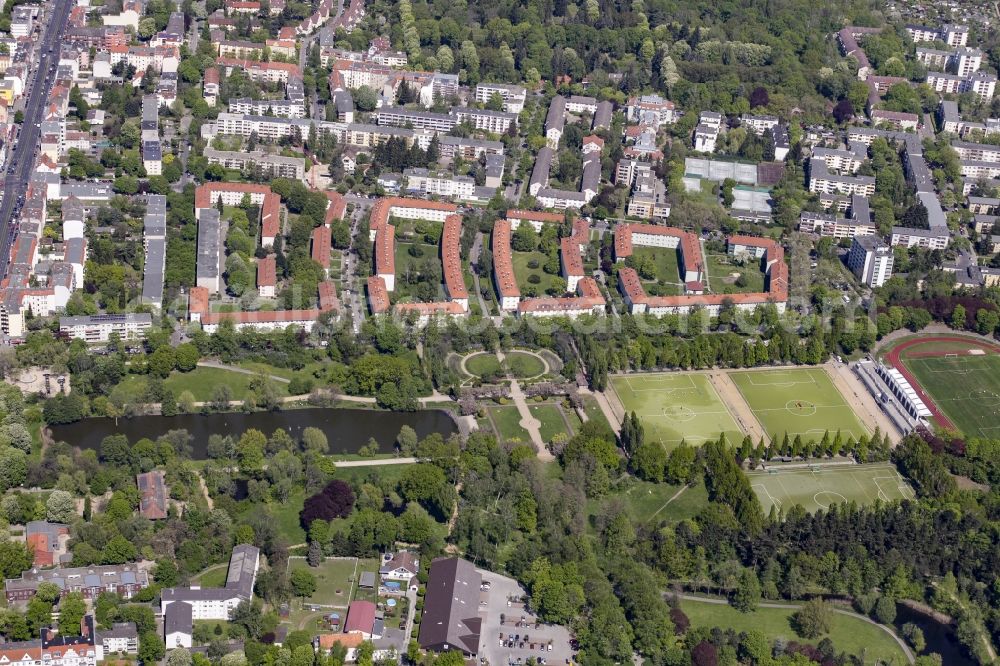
[740,114,779,135]
[890,228,949,250]
[954,48,982,77]
[798,212,877,239]
[474,83,526,114]
[848,236,893,288]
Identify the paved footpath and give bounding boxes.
[496,350,550,459]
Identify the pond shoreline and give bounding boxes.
[47,405,458,458]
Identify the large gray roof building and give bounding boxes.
[417,557,482,655]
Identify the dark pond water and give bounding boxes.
[894,603,975,666]
[49,407,457,457]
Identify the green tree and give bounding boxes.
[731,568,761,612]
[174,343,201,372]
[45,490,76,523]
[102,535,138,564]
[950,304,966,330]
[138,631,166,664]
[0,541,34,579]
[290,569,317,598]
[792,598,832,638]
[58,592,87,633]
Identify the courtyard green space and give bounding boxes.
[511,250,565,297]
[729,368,869,443]
[609,372,743,450]
[705,253,765,294]
[393,241,445,302]
[679,597,909,665]
[627,246,682,285]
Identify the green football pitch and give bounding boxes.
[729,368,869,443]
[904,354,1000,438]
[609,373,743,449]
[746,463,915,514]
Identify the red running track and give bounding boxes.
[883,336,1000,432]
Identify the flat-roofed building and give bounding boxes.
[59,314,153,342]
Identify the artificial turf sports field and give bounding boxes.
[729,368,870,443]
[747,463,914,514]
[902,353,1000,438]
[609,373,743,449]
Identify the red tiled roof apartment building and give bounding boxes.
[256,255,277,298]
[311,225,331,269]
[366,198,468,325]
[194,182,283,247]
[492,211,605,318]
[616,229,788,316]
[491,219,520,311]
[188,281,339,334]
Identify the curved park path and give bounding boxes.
[673,594,915,664]
[882,335,1000,431]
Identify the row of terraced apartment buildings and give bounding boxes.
[187,182,343,333]
[615,225,789,316]
[365,198,470,326]
[491,211,606,318]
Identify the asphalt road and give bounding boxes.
[0,0,72,278]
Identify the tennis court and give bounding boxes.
[747,463,915,514]
[729,368,869,443]
[609,372,743,450]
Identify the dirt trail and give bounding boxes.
[825,363,901,443]
[708,370,765,442]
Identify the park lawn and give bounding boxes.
[506,351,547,378]
[253,489,307,545]
[679,597,909,665]
[115,367,288,403]
[234,360,326,382]
[489,405,531,443]
[529,403,573,442]
[592,480,706,526]
[194,565,230,588]
[659,481,709,523]
[330,464,409,487]
[511,250,564,296]
[580,396,612,432]
[465,353,502,378]
[629,246,682,284]
[706,254,765,294]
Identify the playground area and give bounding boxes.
[609,372,743,449]
[729,368,870,443]
[747,462,915,514]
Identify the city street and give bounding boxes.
[0,0,72,278]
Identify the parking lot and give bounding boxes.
[477,570,575,666]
